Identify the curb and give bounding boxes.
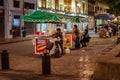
[0,38,32,45]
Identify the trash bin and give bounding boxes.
[23,31,26,37]
[42,53,51,75]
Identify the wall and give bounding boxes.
[93,44,120,80]
[4,0,36,38]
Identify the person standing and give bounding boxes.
[95,26,97,34]
[108,26,112,37]
[82,29,89,47]
[72,25,80,49]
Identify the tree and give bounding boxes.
[99,0,120,16]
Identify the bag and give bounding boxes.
[65,48,70,54]
[72,34,76,41]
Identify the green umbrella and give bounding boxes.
[22,10,62,23]
[22,10,84,23]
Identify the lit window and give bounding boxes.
[46,0,55,9]
[41,23,47,31]
[58,0,64,11]
[66,23,72,31]
[51,0,55,9]
[13,16,20,27]
[46,0,51,8]
[37,0,42,8]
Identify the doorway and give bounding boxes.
[13,15,21,37]
[0,10,4,39]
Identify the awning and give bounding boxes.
[22,10,83,23]
[22,10,63,23]
[94,14,114,20]
[70,17,81,23]
[113,21,120,25]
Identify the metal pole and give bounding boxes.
[42,53,51,75]
[1,50,10,70]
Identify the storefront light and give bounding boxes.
[68,13,73,16]
[52,11,55,13]
[61,12,65,14]
[59,11,65,14]
[49,10,52,13]
[79,14,82,16]
[78,14,88,18]
[55,11,65,15]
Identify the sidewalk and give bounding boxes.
[0,37,32,45]
[0,31,98,45]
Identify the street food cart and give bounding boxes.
[22,10,85,75]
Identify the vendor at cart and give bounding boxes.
[52,28,64,55]
[72,25,80,49]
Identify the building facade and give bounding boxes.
[88,0,96,30]
[1,0,36,39]
[95,2,110,26]
[37,0,88,14]
[88,0,110,29]
[36,0,88,33]
[1,0,88,39]
[0,0,4,39]
[95,2,109,15]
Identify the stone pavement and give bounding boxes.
[0,35,118,80]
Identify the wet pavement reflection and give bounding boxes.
[51,37,116,80]
[0,36,117,80]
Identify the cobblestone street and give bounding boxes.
[0,0,120,79]
[0,36,117,80]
